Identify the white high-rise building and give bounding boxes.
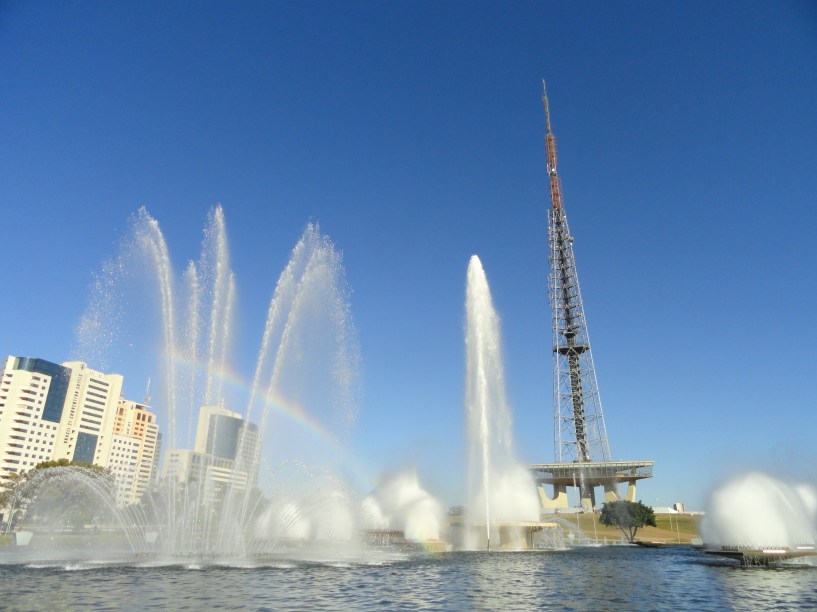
[1,356,161,506]
[0,356,69,486]
[53,361,123,467]
[1,356,122,483]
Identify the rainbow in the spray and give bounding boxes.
[167,350,340,446]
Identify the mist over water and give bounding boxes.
[702,471,817,549]
[360,468,443,542]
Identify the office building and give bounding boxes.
[164,405,259,492]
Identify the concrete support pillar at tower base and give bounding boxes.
[538,484,568,509]
[538,482,612,511]
[537,479,643,513]
[626,480,637,502]
[598,481,639,504]
[603,482,620,503]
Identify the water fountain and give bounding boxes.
[1,465,148,560]
[360,468,444,546]
[68,207,363,560]
[702,471,817,565]
[463,255,541,550]
[3,211,567,562]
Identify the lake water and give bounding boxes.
[1,545,815,610]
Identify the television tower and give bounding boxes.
[543,82,611,464]
[531,83,653,511]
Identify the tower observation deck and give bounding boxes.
[531,83,653,512]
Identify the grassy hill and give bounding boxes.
[567,512,702,544]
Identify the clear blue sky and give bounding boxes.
[1,1,815,510]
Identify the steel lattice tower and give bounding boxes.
[530,83,653,512]
[543,83,611,464]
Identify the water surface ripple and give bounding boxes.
[1,547,815,611]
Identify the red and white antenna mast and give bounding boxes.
[542,81,564,210]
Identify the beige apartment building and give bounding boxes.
[109,399,160,506]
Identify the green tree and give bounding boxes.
[600,500,657,543]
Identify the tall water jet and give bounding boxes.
[197,206,233,407]
[464,256,539,550]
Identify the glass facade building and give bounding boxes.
[11,357,71,423]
